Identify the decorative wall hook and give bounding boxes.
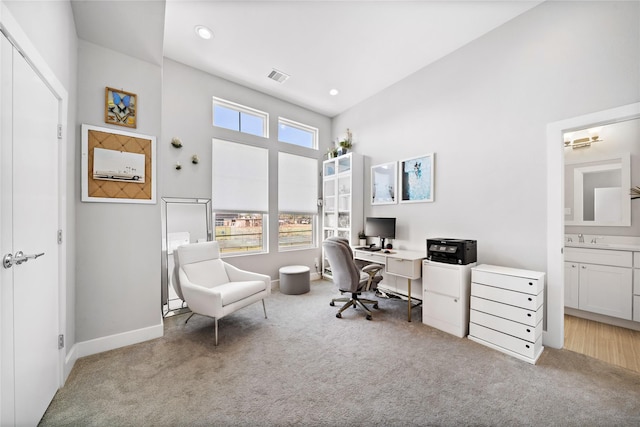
[175,161,182,170]
[192,154,199,164]
[171,137,183,148]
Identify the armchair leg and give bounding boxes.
[214,318,218,346]
[262,299,268,319]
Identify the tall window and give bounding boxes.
[278,152,318,250]
[278,117,318,149]
[212,139,269,254]
[213,97,268,138]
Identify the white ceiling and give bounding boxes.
[72,0,543,117]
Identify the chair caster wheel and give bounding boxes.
[366,315,372,320]
[336,313,342,318]
[330,301,335,306]
[373,304,379,309]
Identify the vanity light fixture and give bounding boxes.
[194,25,213,40]
[563,127,603,149]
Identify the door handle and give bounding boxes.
[2,251,45,269]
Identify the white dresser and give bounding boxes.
[468,264,545,364]
[422,260,475,338]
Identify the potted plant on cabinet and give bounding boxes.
[337,128,353,156]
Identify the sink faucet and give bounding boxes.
[578,233,584,243]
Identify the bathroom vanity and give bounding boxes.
[564,238,640,328]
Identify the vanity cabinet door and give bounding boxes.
[564,262,579,309]
[578,264,632,320]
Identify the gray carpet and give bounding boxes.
[41,280,640,426]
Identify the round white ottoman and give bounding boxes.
[279,265,310,295]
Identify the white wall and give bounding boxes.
[75,40,162,342]
[2,0,78,360]
[333,1,640,275]
[161,59,331,279]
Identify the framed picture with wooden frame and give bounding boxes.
[81,124,156,204]
[105,87,137,128]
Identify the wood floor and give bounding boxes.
[564,315,640,374]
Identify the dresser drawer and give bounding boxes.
[634,270,640,295]
[472,268,543,295]
[386,257,421,279]
[354,250,386,265]
[469,323,543,360]
[634,252,640,268]
[470,296,542,326]
[470,310,541,343]
[635,296,640,322]
[472,282,542,311]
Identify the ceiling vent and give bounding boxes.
[267,69,290,83]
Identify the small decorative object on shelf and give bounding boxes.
[192,154,199,164]
[171,137,183,148]
[631,186,640,199]
[175,161,182,170]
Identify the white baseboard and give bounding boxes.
[66,322,163,376]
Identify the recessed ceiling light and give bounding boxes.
[194,25,213,40]
[329,89,339,96]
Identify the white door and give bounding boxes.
[1,33,60,426]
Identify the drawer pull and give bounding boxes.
[526,329,531,333]
[525,344,530,349]
[527,297,532,302]
[529,282,533,286]
[527,313,532,317]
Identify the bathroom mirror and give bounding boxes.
[161,197,212,316]
[565,153,630,226]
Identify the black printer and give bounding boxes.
[426,238,477,265]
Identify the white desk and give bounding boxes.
[353,248,425,322]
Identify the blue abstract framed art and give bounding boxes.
[400,153,434,203]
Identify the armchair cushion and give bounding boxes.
[215,280,267,306]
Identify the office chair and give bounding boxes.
[322,236,383,320]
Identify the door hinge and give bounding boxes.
[57,124,62,139]
[58,334,64,349]
[57,229,63,245]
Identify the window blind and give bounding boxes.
[212,139,268,212]
[278,152,318,214]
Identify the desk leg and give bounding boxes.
[407,279,412,322]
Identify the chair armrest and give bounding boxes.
[223,262,272,294]
[179,269,223,317]
[362,263,383,274]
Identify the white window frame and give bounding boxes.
[278,117,318,149]
[213,96,269,138]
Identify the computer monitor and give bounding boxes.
[365,217,396,248]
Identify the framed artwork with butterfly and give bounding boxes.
[105,87,137,128]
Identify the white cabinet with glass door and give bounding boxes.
[322,153,363,278]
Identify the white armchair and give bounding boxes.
[176,241,271,345]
